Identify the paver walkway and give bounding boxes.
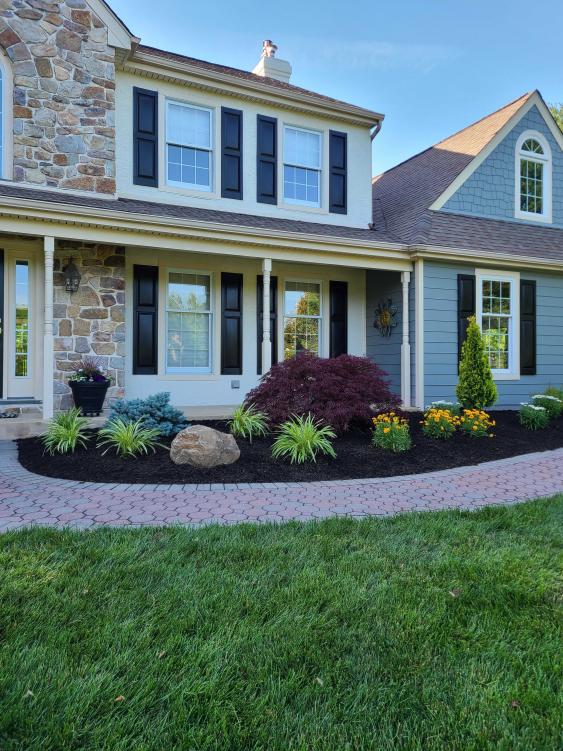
[1,440,562,532]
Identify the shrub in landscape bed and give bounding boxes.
[544,385,563,401]
[531,394,563,419]
[520,403,550,431]
[456,317,497,409]
[271,414,336,464]
[41,408,90,455]
[429,400,461,416]
[372,412,412,453]
[108,392,188,438]
[97,418,162,458]
[421,408,460,439]
[459,409,495,438]
[228,404,268,442]
[245,352,399,433]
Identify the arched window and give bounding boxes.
[515,130,552,223]
[0,47,13,180]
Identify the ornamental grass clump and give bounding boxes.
[531,394,563,419]
[228,404,268,442]
[459,409,495,438]
[97,418,163,458]
[421,408,460,440]
[271,414,336,464]
[372,412,411,453]
[456,317,497,409]
[42,408,90,455]
[520,403,550,431]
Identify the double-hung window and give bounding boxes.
[476,271,519,378]
[283,126,321,207]
[515,130,552,223]
[166,101,213,191]
[283,280,321,359]
[166,271,213,373]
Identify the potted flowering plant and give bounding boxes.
[68,357,111,416]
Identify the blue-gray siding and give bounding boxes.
[443,105,563,228]
[424,261,563,407]
[366,270,403,398]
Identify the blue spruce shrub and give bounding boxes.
[108,392,188,438]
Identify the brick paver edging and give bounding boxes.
[1,440,562,531]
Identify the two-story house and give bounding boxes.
[0,0,561,421]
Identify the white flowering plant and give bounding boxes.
[520,403,550,430]
[531,394,563,419]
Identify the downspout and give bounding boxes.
[370,119,383,141]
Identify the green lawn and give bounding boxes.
[1,498,562,751]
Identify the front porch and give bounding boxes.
[0,220,415,423]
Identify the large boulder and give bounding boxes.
[170,425,240,468]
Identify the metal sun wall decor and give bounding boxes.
[374,299,398,337]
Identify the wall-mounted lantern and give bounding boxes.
[63,257,81,294]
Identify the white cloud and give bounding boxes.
[291,38,460,74]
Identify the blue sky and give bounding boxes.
[111,0,562,174]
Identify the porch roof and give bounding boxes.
[0,183,398,244]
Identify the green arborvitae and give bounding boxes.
[456,316,498,409]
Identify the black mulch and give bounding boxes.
[16,411,563,485]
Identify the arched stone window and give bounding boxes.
[515,130,552,223]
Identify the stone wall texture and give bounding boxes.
[0,0,115,193]
[53,240,124,410]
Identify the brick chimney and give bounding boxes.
[252,40,292,83]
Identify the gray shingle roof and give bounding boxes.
[0,183,395,244]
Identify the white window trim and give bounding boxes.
[282,278,323,358]
[282,125,323,208]
[475,268,520,381]
[165,99,214,193]
[514,129,552,224]
[0,47,13,181]
[165,268,214,375]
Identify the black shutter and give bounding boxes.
[133,265,158,374]
[329,280,348,357]
[329,131,347,214]
[221,273,243,375]
[133,87,158,187]
[256,115,277,204]
[458,274,475,366]
[221,107,243,200]
[520,279,537,375]
[256,275,278,374]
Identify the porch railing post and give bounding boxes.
[400,270,411,409]
[42,236,54,420]
[261,258,272,374]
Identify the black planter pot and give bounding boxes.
[69,380,110,416]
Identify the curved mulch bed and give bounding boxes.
[16,411,563,485]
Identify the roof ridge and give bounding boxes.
[372,91,533,183]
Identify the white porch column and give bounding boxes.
[400,270,411,408]
[261,258,272,374]
[42,236,55,420]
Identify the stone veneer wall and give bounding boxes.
[0,0,115,193]
[53,240,125,411]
